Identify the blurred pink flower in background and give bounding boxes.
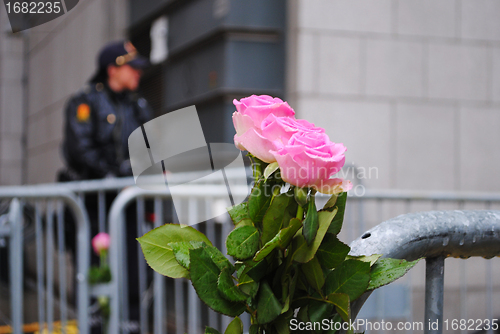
[92,232,110,255]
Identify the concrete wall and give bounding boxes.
[287,0,500,193]
[0,0,128,185]
[0,10,24,185]
[287,1,500,330]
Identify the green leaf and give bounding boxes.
[323,193,339,210]
[293,209,338,263]
[88,266,111,284]
[327,192,347,235]
[228,203,250,225]
[249,325,259,334]
[261,193,291,245]
[169,241,205,269]
[238,273,259,298]
[205,327,222,334]
[257,281,282,324]
[248,180,273,223]
[297,305,309,322]
[303,197,319,245]
[245,258,270,282]
[253,218,302,262]
[301,257,325,294]
[189,247,246,316]
[274,310,293,334]
[324,260,370,301]
[235,219,253,228]
[277,218,302,249]
[316,234,350,270]
[224,316,243,334]
[217,268,248,302]
[264,162,280,180]
[308,299,334,325]
[137,224,212,279]
[346,254,382,267]
[226,225,260,260]
[253,240,279,263]
[368,258,420,290]
[327,293,350,322]
[205,246,235,272]
[324,314,343,334]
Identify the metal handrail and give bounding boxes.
[0,187,91,334]
[107,184,249,334]
[349,210,500,334]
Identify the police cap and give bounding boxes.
[97,40,149,70]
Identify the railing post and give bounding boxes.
[424,256,445,334]
[8,199,23,334]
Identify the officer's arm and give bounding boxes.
[63,96,112,178]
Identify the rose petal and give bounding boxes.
[313,178,353,195]
[235,128,277,163]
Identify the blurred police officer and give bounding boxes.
[63,41,152,180]
[61,40,152,333]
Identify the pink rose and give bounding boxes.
[233,95,295,162]
[234,95,295,125]
[261,114,325,148]
[271,132,352,194]
[92,232,110,255]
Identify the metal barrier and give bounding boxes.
[349,210,500,334]
[107,186,500,334]
[0,186,90,334]
[0,170,249,334]
[1,177,500,333]
[342,190,500,334]
[107,184,251,334]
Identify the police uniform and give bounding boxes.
[62,40,152,180]
[60,41,152,333]
[63,81,151,179]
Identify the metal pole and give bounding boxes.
[35,201,46,332]
[46,201,55,333]
[154,197,165,334]
[136,198,148,334]
[57,200,68,334]
[8,199,23,334]
[424,256,445,334]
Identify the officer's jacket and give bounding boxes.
[62,82,152,180]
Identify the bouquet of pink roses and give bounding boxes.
[138,95,418,334]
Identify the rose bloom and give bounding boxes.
[261,114,325,148]
[232,95,295,162]
[92,232,110,255]
[271,132,352,194]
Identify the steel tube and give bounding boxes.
[46,201,54,333]
[8,199,23,334]
[424,256,445,334]
[187,199,199,334]
[154,197,165,334]
[136,198,148,334]
[98,191,106,233]
[0,189,90,334]
[350,210,500,322]
[35,202,45,332]
[57,200,68,334]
